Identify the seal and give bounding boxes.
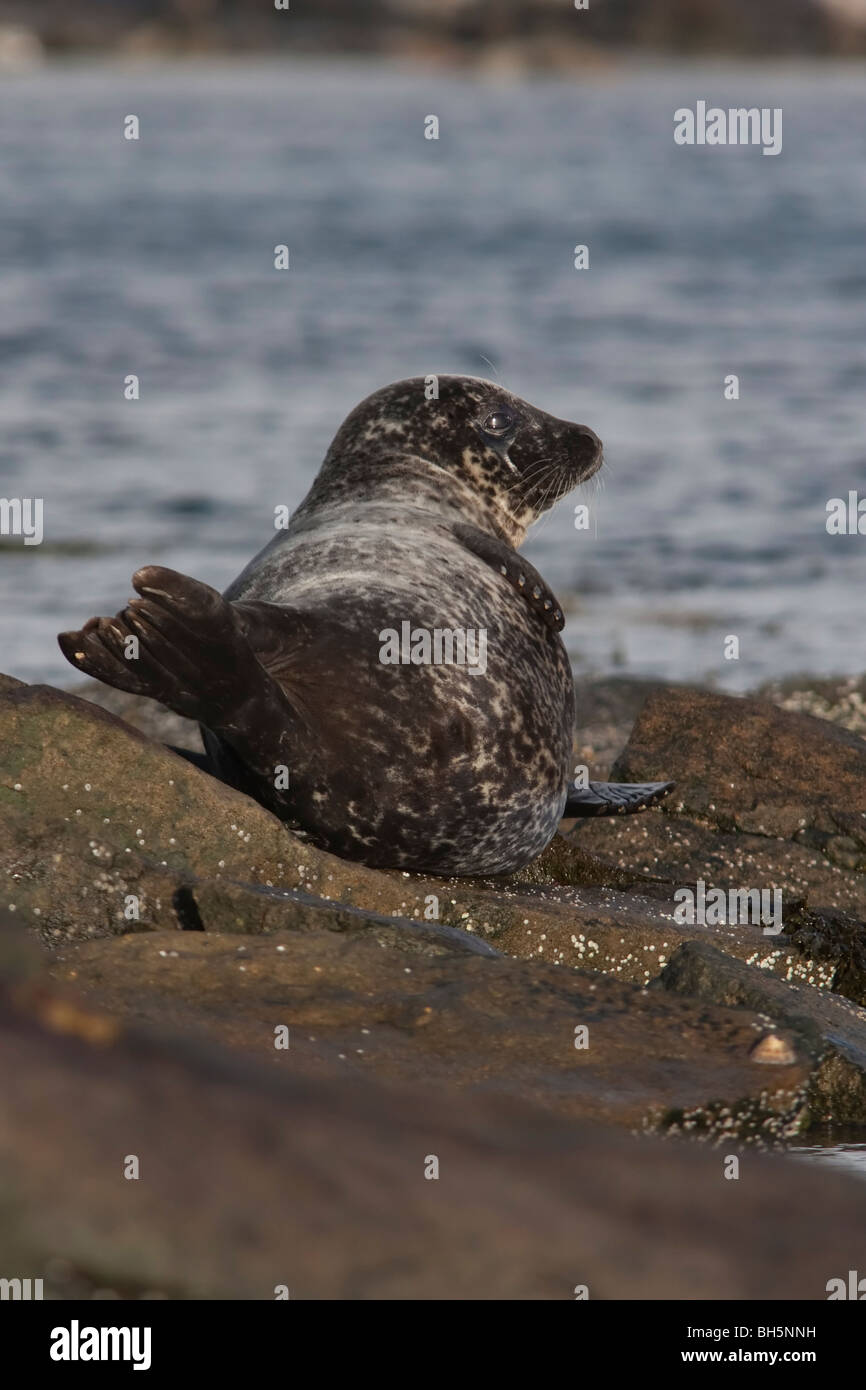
[58,375,672,875]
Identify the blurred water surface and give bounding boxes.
[0,57,864,687]
[791,1142,866,1181]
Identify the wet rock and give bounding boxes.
[163,878,499,958]
[69,679,203,753]
[437,843,866,1014]
[611,687,866,842]
[1,915,865,1300]
[570,675,677,783]
[0,679,644,963]
[510,830,671,893]
[0,679,475,944]
[48,925,824,1141]
[4,671,866,1295]
[0,679,693,984]
[783,900,866,1005]
[658,940,866,1127]
[472,875,785,980]
[5,676,866,1017]
[572,687,866,938]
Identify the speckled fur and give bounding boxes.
[204,375,602,874]
[59,376,602,875]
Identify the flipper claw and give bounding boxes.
[563,780,675,818]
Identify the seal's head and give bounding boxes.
[308,375,602,544]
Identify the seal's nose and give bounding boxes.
[567,421,603,481]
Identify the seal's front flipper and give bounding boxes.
[451,522,565,632]
[564,780,675,817]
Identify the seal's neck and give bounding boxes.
[294,452,532,550]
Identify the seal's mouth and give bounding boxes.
[519,450,602,518]
[519,435,603,518]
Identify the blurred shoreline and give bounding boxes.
[2,0,866,71]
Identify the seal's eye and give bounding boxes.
[482,410,516,435]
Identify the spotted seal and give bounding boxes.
[58,376,672,875]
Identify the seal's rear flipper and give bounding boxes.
[58,566,302,786]
[563,780,675,817]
